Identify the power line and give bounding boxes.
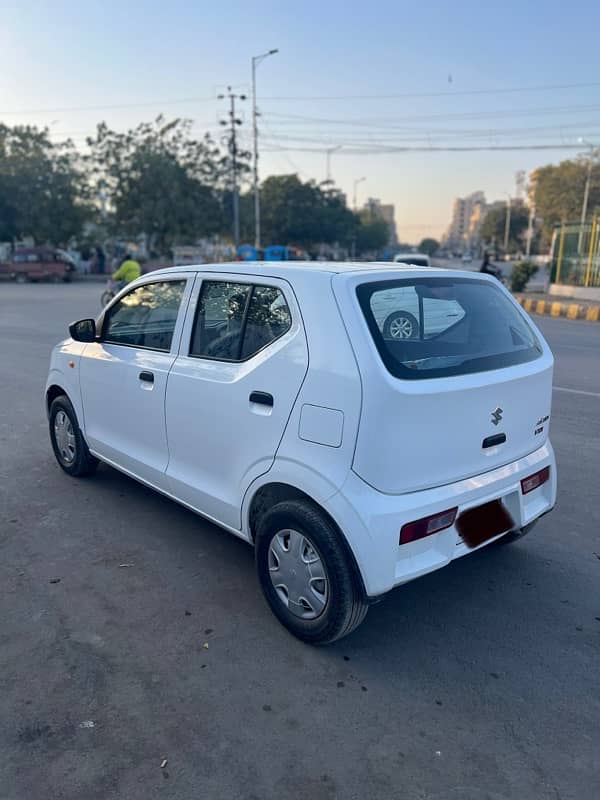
[261,142,586,154]
[263,103,600,127]
[0,96,216,116]
[258,80,600,101]
[1,80,599,116]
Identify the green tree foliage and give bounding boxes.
[355,212,389,254]
[418,237,440,256]
[259,175,357,249]
[532,158,600,247]
[85,117,229,253]
[480,205,529,253]
[510,261,538,292]
[0,124,88,244]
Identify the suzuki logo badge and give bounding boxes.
[491,407,503,426]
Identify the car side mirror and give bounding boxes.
[69,318,96,342]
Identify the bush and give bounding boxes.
[510,261,538,293]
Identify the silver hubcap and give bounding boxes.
[54,410,76,464]
[389,315,414,339]
[268,529,329,619]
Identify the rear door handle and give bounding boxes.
[249,391,273,407]
[139,370,154,384]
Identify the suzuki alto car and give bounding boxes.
[46,263,556,644]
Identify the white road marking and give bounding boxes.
[553,386,600,398]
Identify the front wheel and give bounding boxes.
[14,272,29,284]
[383,310,419,339]
[100,290,115,307]
[255,500,368,644]
[49,395,98,477]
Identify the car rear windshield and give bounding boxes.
[356,277,542,380]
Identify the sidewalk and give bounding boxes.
[514,291,600,322]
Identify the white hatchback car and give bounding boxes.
[47,263,556,643]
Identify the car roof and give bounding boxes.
[148,260,446,280]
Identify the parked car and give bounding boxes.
[393,252,431,267]
[462,253,473,264]
[46,263,556,643]
[0,247,75,283]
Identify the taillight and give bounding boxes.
[521,466,550,495]
[400,507,458,545]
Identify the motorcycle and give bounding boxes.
[100,278,125,307]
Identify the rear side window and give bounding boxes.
[190,281,292,361]
[357,277,541,379]
[103,280,186,351]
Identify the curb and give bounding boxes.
[515,295,600,322]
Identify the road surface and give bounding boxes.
[1,283,598,800]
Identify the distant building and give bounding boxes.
[443,191,486,253]
[362,197,398,246]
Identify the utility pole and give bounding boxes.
[525,203,535,257]
[353,176,366,211]
[325,145,342,183]
[252,49,278,250]
[503,194,512,255]
[219,87,246,249]
[577,139,598,254]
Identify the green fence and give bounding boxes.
[551,218,600,287]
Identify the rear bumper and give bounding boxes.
[330,442,557,598]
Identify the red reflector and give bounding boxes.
[520,466,550,495]
[400,507,458,545]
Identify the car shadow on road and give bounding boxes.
[88,461,570,681]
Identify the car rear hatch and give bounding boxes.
[333,271,554,494]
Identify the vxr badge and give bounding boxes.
[491,407,503,426]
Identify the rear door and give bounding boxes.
[79,276,192,487]
[334,272,554,494]
[165,274,308,529]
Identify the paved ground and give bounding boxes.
[1,283,599,800]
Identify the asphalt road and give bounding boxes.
[1,283,599,800]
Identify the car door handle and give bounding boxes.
[139,371,154,384]
[249,391,273,407]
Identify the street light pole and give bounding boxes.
[353,176,366,211]
[252,48,278,250]
[503,194,512,255]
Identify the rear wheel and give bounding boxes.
[383,310,419,339]
[49,395,98,477]
[49,273,62,284]
[255,500,368,644]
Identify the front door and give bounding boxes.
[79,277,191,487]
[165,276,309,530]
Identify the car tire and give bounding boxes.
[49,395,98,477]
[255,500,368,644]
[14,272,28,284]
[383,310,419,339]
[49,273,62,284]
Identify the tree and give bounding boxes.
[480,205,529,253]
[0,124,88,244]
[259,174,356,248]
[532,158,600,248]
[85,117,230,253]
[355,213,389,254]
[418,238,440,256]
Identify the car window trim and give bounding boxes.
[187,278,292,363]
[101,277,188,353]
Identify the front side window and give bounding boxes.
[190,281,292,361]
[357,277,541,379]
[103,280,186,351]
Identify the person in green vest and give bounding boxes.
[111,253,141,290]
